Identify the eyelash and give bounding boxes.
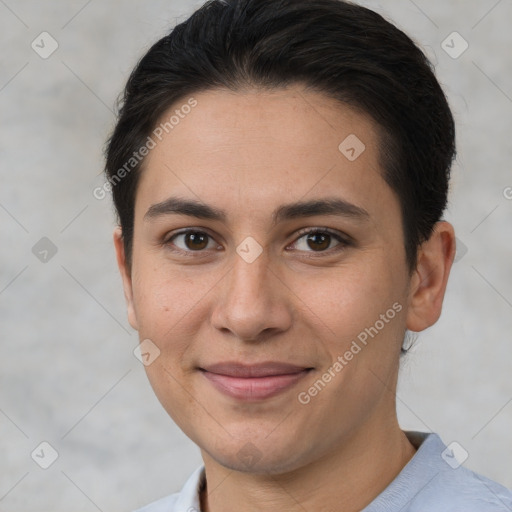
[162,227,351,257]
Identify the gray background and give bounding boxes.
[1,0,511,510]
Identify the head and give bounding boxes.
[105,0,456,474]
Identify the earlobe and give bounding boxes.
[113,227,139,331]
[406,221,456,333]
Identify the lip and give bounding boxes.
[199,362,312,401]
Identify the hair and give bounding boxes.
[104,0,455,275]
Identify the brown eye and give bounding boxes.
[166,230,217,252]
[290,228,350,254]
[184,231,209,250]
[305,232,331,251]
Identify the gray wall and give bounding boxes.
[1,0,511,510]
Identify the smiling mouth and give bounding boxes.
[199,362,313,401]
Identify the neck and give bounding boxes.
[199,419,416,512]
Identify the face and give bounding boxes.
[115,85,453,474]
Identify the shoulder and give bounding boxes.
[364,432,512,512]
[416,464,512,511]
[407,432,512,511]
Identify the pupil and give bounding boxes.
[186,232,208,250]
[307,233,330,251]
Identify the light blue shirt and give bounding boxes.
[135,431,512,511]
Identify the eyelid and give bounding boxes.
[163,227,215,244]
[163,227,222,256]
[287,226,352,252]
[163,226,351,255]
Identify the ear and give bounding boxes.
[113,227,139,331]
[406,221,456,332]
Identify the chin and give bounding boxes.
[210,451,302,475]
[199,432,312,476]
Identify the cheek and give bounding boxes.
[132,267,201,424]
[131,263,185,341]
[130,259,218,362]
[296,263,405,408]
[143,357,195,433]
[133,256,185,313]
[291,260,399,342]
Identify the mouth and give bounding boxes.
[198,362,313,401]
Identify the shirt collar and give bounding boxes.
[174,464,206,512]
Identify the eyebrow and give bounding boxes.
[144,196,369,225]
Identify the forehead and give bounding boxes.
[135,85,395,225]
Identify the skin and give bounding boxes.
[114,85,456,512]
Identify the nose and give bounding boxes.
[210,247,293,342]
